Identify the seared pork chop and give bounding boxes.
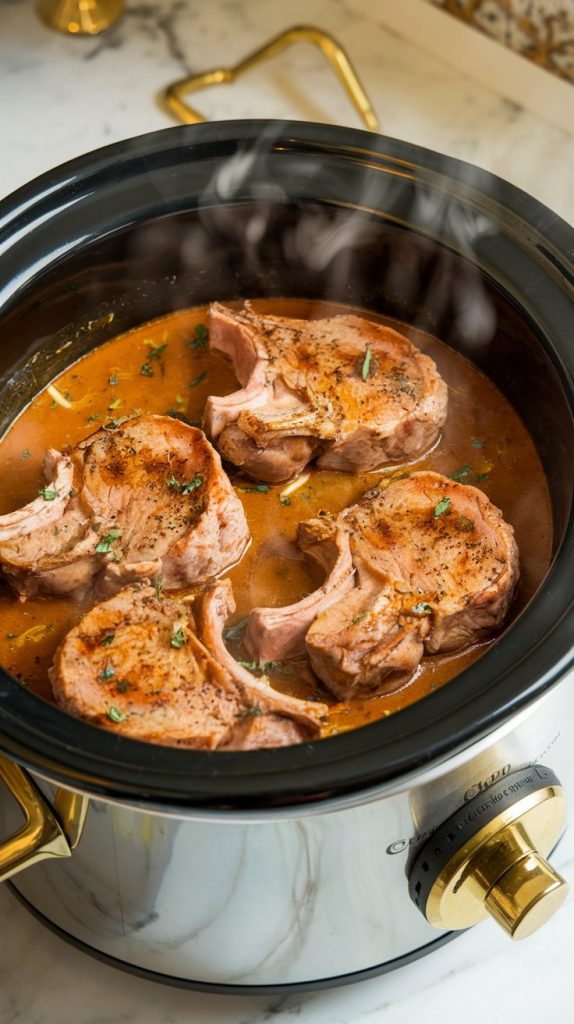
[0,415,249,599]
[204,303,448,482]
[246,472,519,697]
[50,581,326,748]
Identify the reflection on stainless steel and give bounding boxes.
[2,682,571,986]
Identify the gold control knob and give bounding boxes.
[37,0,124,36]
[409,765,569,940]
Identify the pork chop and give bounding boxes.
[0,415,249,599]
[245,472,519,697]
[50,581,326,749]
[204,303,448,482]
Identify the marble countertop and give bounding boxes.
[0,1,573,1021]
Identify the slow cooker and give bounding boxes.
[0,120,572,993]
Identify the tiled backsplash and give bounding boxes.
[428,1,573,83]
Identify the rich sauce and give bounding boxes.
[0,300,553,737]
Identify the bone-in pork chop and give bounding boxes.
[0,415,249,599]
[246,472,519,697]
[204,303,448,482]
[50,581,327,749]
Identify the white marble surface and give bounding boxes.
[0,0,573,1021]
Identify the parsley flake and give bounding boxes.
[100,633,115,646]
[412,603,432,615]
[146,342,168,361]
[280,496,291,506]
[107,706,126,723]
[449,465,473,483]
[21,448,31,460]
[361,346,373,381]
[108,374,119,386]
[170,627,186,649]
[140,363,154,377]
[434,497,451,519]
[100,664,115,680]
[189,370,208,388]
[238,483,270,493]
[95,529,122,553]
[189,323,209,349]
[39,486,58,501]
[182,476,203,494]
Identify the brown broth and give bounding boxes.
[0,300,553,736]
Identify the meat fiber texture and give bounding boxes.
[50,580,327,749]
[0,415,249,599]
[204,303,448,483]
[245,472,519,698]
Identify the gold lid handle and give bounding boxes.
[0,754,87,883]
[37,0,124,35]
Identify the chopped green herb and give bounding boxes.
[412,603,432,615]
[236,705,263,719]
[87,413,100,424]
[352,611,367,624]
[239,659,293,674]
[140,363,154,377]
[95,529,122,553]
[181,476,203,494]
[189,323,209,349]
[280,496,291,506]
[170,627,186,649]
[222,618,248,642]
[108,374,119,386]
[189,370,208,388]
[146,342,168,361]
[100,633,115,646]
[6,632,16,639]
[238,484,270,493]
[167,475,203,494]
[361,346,373,381]
[154,576,163,598]
[100,664,115,680]
[38,486,58,501]
[456,514,475,532]
[449,464,473,483]
[107,397,122,411]
[471,438,485,449]
[107,706,126,723]
[115,680,130,694]
[475,472,490,482]
[50,400,58,409]
[21,448,31,460]
[434,497,451,519]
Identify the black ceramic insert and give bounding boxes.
[0,121,573,806]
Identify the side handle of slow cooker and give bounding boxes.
[0,753,87,882]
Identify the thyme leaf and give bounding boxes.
[433,497,451,519]
[361,346,373,381]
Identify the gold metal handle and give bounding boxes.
[0,754,87,883]
[423,780,569,940]
[162,24,379,132]
[37,0,124,36]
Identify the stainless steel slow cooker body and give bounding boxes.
[0,121,573,991]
